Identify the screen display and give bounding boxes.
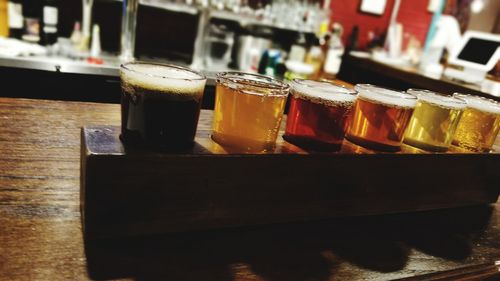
[457,38,499,65]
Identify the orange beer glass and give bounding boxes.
[346,84,417,151]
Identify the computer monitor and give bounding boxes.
[444,31,500,84]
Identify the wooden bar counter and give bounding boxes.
[0,97,499,280]
[338,55,500,101]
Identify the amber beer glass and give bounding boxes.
[346,84,417,151]
[284,79,357,151]
[403,89,466,152]
[120,62,206,150]
[452,94,500,152]
[212,72,289,152]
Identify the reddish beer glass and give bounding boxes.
[284,79,357,151]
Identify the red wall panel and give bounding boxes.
[330,0,432,50]
[396,0,433,49]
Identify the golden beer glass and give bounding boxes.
[212,72,290,152]
[403,89,466,152]
[346,84,417,151]
[452,94,500,152]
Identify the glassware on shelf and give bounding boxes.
[204,23,235,70]
[167,0,329,33]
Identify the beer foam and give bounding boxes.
[121,63,206,96]
[355,84,417,108]
[291,80,357,107]
[218,72,289,97]
[455,94,500,115]
[408,89,466,110]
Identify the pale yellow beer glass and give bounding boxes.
[403,89,466,152]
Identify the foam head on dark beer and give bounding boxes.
[355,84,417,109]
[121,63,206,99]
[291,80,357,107]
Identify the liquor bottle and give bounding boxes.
[41,0,58,45]
[288,33,307,62]
[22,0,42,43]
[322,23,345,80]
[0,0,8,37]
[7,0,23,39]
[305,38,325,80]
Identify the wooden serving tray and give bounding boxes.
[80,111,500,240]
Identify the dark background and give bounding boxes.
[59,0,199,63]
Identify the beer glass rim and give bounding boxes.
[355,84,417,108]
[216,72,289,96]
[120,61,206,81]
[453,93,500,115]
[291,79,357,95]
[407,89,466,109]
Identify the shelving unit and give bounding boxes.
[108,0,318,33]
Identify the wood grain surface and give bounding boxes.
[81,125,498,240]
[1,97,500,281]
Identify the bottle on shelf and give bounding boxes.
[41,0,58,45]
[288,33,307,62]
[70,21,82,47]
[305,37,325,80]
[346,25,359,53]
[22,0,42,43]
[322,22,344,80]
[88,24,103,65]
[7,0,23,39]
[0,0,8,37]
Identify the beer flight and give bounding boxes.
[120,62,500,154]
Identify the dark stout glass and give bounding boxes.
[120,62,206,150]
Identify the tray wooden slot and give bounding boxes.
[81,113,500,240]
